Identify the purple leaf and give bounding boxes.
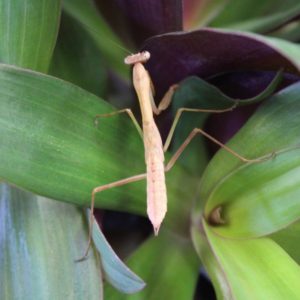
[94,0,183,48]
[141,28,300,99]
[209,71,300,99]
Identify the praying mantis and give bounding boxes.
[80,50,265,259]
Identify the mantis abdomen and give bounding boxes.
[144,121,167,235]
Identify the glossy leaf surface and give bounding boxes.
[192,220,300,300]
[50,12,108,97]
[210,1,300,33]
[63,0,128,78]
[0,184,103,300]
[105,231,199,299]
[142,29,300,98]
[0,63,145,213]
[271,221,300,265]
[199,82,300,238]
[0,0,61,72]
[90,209,145,293]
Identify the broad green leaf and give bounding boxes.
[50,12,108,97]
[191,221,232,300]
[200,82,300,201]
[0,2,104,299]
[271,221,300,265]
[89,209,145,293]
[213,30,300,70]
[205,148,300,238]
[196,82,300,238]
[264,35,300,67]
[0,183,102,300]
[210,1,300,34]
[0,63,145,213]
[184,0,227,28]
[63,0,129,79]
[0,63,196,233]
[270,20,300,42]
[195,220,300,300]
[163,165,199,234]
[105,231,199,299]
[0,0,61,72]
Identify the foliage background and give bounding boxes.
[1,0,300,299]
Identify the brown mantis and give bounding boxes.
[80,50,265,260]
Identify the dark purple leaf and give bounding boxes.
[94,0,183,48]
[204,72,299,157]
[209,71,300,99]
[141,28,300,99]
[205,71,299,153]
[205,105,259,155]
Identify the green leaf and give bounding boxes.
[0,62,195,235]
[191,222,232,300]
[0,63,146,213]
[62,0,129,79]
[0,183,103,300]
[175,71,282,108]
[205,148,300,238]
[0,0,61,72]
[193,220,300,300]
[0,2,105,299]
[105,231,199,299]
[89,209,145,293]
[264,35,300,67]
[161,164,199,234]
[271,221,300,265]
[50,12,108,97]
[270,20,300,42]
[184,0,227,28]
[200,82,300,202]
[196,82,300,238]
[211,30,300,70]
[210,1,300,34]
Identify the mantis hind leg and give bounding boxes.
[163,103,238,152]
[76,173,146,262]
[164,127,274,173]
